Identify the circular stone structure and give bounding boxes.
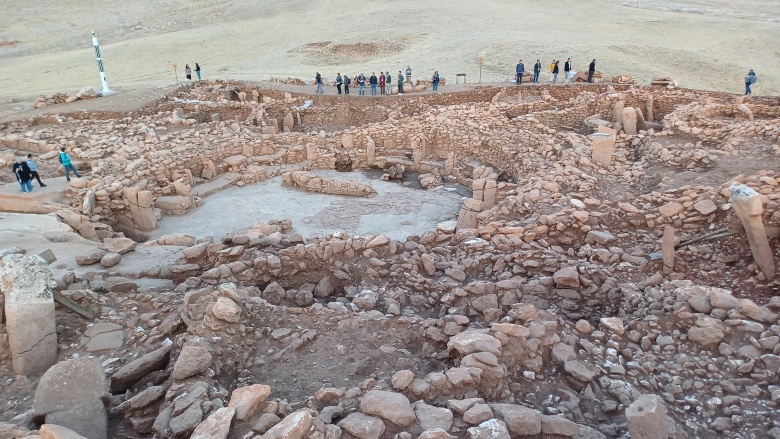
[150,171,465,241]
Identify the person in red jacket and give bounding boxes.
[379,72,386,95]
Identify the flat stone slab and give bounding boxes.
[193,173,241,198]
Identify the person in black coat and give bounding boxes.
[369,73,378,95]
[552,61,560,84]
[533,60,541,84]
[564,58,572,83]
[588,59,596,83]
[12,157,33,193]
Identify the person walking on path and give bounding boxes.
[549,60,555,82]
[588,59,596,83]
[745,69,757,95]
[185,64,192,80]
[357,73,366,95]
[336,73,343,94]
[386,71,392,95]
[315,72,324,93]
[344,75,351,95]
[12,157,33,193]
[533,60,541,84]
[195,63,201,80]
[515,59,525,85]
[564,58,572,83]
[552,61,560,84]
[432,71,440,93]
[405,66,412,84]
[26,154,46,187]
[59,147,80,181]
[370,73,378,95]
[379,72,386,95]
[397,71,404,95]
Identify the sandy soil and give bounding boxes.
[0,0,778,112]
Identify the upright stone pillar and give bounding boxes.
[483,180,497,209]
[306,143,318,162]
[730,184,774,279]
[635,107,649,131]
[472,179,486,203]
[456,198,482,230]
[662,226,675,274]
[590,133,616,167]
[0,254,58,375]
[444,151,456,176]
[626,395,668,439]
[125,187,157,231]
[366,137,376,167]
[622,107,638,135]
[646,95,654,122]
[613,100,625,124]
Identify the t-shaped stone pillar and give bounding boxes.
[0,254,58,375]
[730,184,775,279]
[626,395,668,439]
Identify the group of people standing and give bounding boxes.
[516,58,597,85]
[11,147,80,193]
[315,66,441,96]
[184,63,202,80]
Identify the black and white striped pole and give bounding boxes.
[91,30,113,95]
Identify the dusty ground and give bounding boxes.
[0,0,778,121]
[151,171,466,242]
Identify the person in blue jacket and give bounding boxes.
[745,69,757,95]
[516,59,525,85]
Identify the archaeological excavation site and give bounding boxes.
[1,81,780,439]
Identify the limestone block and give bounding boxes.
[342,134,354,149]
[590,133,616,167]
[730,184,774,279]
[366,137,376,166]
[736,104,754,121]
[597,125,617,136]
[201,160,216,179]
[0,254,58,375]
[283,112,295,131]
[40,424,88,439]
[306,143,318,162]
[282,171,376,197]
[56,210,98,241]
[613,100,624,124]
[483,180,497,209]
[190,407,234,439]
[125,187,157,231]
[171,180,191,197]
[224,155,247,167]
[626,395,667,439]
[472,179,486,202]
[646,95,654,122]
[635,107,649,131]
[456,198,483,230]
[33,357,109,439]
[622,107,637,135]
[444,151,456,175]
[155,195,193,212]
